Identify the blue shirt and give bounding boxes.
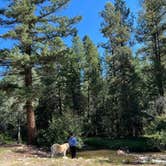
[68,136,77,147]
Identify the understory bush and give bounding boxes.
[0,133,14,144]
[36,112,83,148]
[84,137,160,152]
[145,115,166,150]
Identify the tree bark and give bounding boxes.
[151,16,164,97]
[25,67,36,144]
[58,85,62,115]
[153,33,164,96]
[26,100,36,144]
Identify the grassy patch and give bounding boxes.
[0,147,7,153]
[0,144,165,166]
[84,137,160,152]
[78,149,136,164]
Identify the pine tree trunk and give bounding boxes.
[152,19,164,97]
[58,85,62,115]
[153,34,164,96]
[26,100,36,144]
[87,84,90,121]
[25,67,36,144]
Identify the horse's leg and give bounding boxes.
[51,151,54,158]
[63,150,66,157]
[51,149,55,158]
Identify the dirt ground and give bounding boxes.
[0,144,165,166]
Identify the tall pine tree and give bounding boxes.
[137,0,166,98]
[64,36,85,115]
[83,35,102,136]
[101,0,142,137]
[0,0,81,144]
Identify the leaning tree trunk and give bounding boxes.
[25,67,36,144]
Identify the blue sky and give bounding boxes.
[62,0,140,45]
[0,0,141,52]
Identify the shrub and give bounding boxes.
[145,115,166,150]
[0,133,14,144]
[84,137,160,152]
[147,131,166,150]
[36,112,83,148]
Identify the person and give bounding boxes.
[68,132,77,158]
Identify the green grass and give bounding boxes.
[84,137,160,152]
[0,147,6,153]
[0,144,165,166]
[78,149,136,164]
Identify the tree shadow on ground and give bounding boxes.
[9,144,50,158]
[0,144,21,148]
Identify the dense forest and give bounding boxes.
[0,0,165,150]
